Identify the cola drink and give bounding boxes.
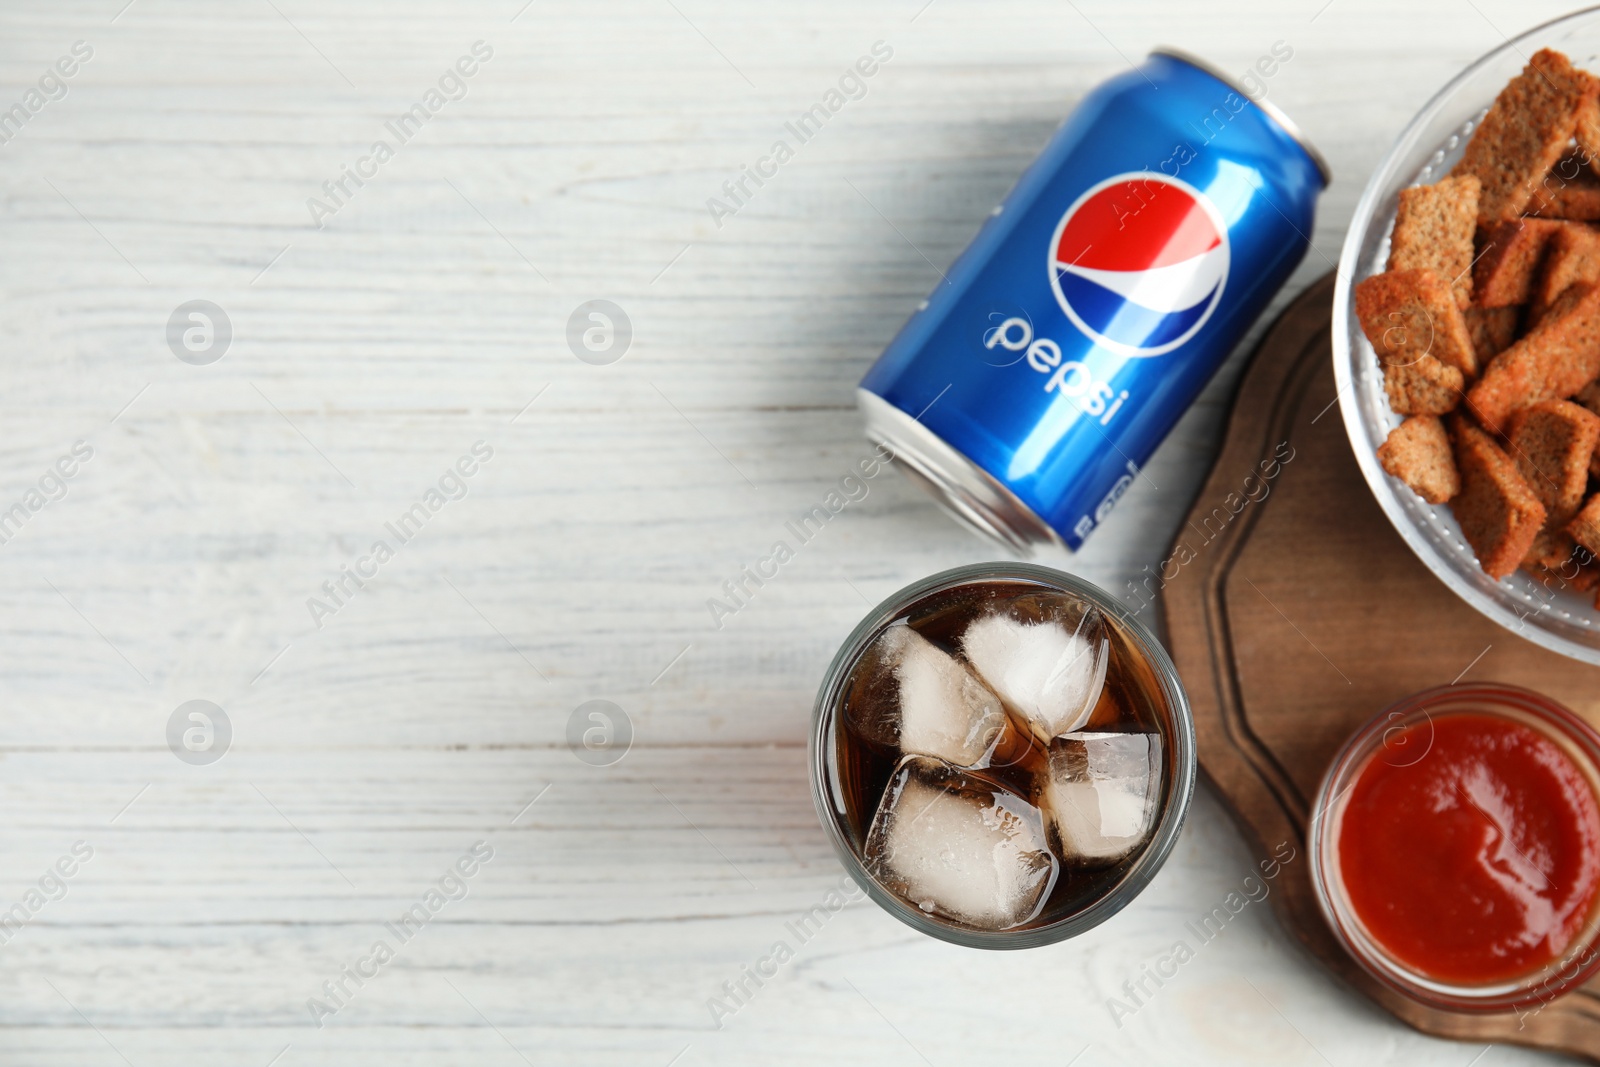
[811,564,1194,946]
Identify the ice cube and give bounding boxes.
[1041,731,1161,865]
[960,592,1109,741]
[864,755,1057,930]
[844,623,1020,769]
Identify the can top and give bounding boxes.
[1150,47,1332,189]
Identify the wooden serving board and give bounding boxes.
[1159,271,1600,1061]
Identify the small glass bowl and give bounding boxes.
[1309,683,1600,1012]
[807,562,1196,949]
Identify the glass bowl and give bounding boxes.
[1309,683,1600,1012]
[807,562,1196,949]
[1332,7,1600,665]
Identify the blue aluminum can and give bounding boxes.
[859,49,1328,551]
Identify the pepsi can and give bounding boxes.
[858,49,1328,551]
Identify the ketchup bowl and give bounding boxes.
[1310,684,1600,1013]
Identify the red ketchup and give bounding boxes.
[1339,713,1600,984]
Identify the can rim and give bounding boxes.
[1149,46,1332,188]
[857,389,1064,552]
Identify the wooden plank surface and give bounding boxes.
[0,1,1591,1063]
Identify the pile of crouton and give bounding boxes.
[1357,47,1600,596]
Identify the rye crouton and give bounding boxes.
[1531,223,1600,322]
[1531,153,1600,218]
[1464,282,1600,433]
[1569,494,1600,557]
[1506,400,1600,532]
[1451,417,1549,578]
[1525,529,1579,570]
[1574,381,1600,477]
[1354,269,1479,378]
[1566,498,1600,605]
[1463,306,1521,364]
[1377,415,1460,503]
[1474,219,1565,305]
[1574,380,1600,415]
[1579,94,1600,180]
[1533,180,1600,220]
[1387,175,1481,307]
[1383,358,1465,415]
[1524,540,1600,590]
[1452,48,1600,222]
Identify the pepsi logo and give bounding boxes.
[1048,173,1229,357]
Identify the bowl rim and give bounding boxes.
[1307,682,1600,1012]
[1332,5,1600,667]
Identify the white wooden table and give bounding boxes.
[0,1,1587,1063]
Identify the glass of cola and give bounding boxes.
[810,563,1195,948]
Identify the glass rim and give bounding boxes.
[1308,682,1600,1012]
[807,561,1197,950]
